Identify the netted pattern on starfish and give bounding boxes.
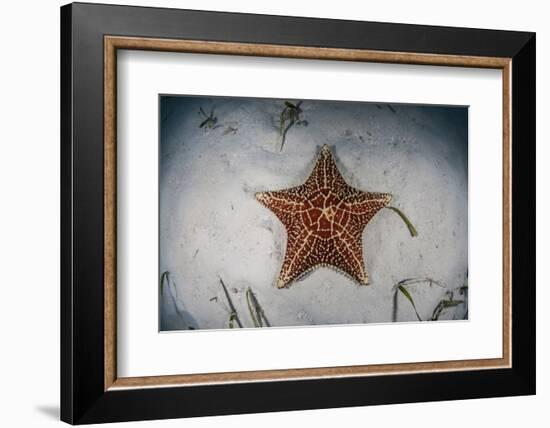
[256,145,391,288]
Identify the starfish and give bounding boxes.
[256,145,392,288]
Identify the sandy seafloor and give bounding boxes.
[159,95,469,331]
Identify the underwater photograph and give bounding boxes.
[159,95,469,331]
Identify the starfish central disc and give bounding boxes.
[256,145,392,288]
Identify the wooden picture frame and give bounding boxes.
[61,2,535,424]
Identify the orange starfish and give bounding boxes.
[256,145,392,288]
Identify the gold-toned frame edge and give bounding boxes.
[104,35,512,391]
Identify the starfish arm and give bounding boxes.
[327,232,369,285]
[277,226,318,288]
[343,190,392,226]
[256,187,306,228]
[304,145,348,193]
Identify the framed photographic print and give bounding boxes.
[60,2,536,424]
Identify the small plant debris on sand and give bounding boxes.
[198,107,217,129]
[199,107,239,135]
[385,205,418,237]
[246,288,271,327]
[278,101,308,151]
[392,278,443,322]
[392,276,467,322]
[222,126,238,136]
[430,293,464,321]
[160,271,196,330]
[219,277,243,328]
[213,280,271,329]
